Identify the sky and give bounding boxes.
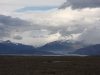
[0,0,100,46]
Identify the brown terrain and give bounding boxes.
[0,56,100,75]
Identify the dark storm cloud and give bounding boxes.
[0,15,30,26]
[59,0,100,9]
[0,15,30,38]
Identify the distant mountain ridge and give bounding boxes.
[69,44,100,55]
[1,40,99,56]
[0,40,35,50]
[38,40,87,51]
[0,40,55,55]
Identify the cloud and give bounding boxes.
[0,5,23,16]
[1,2,100,45]
[0,14,31,38]
[10,7,100,37]
[0,0,66,15]
[77,27,100,44]
[0,0,66,7]
[13,34,22,40]
[0,15,30,26]
[59,0,100,9]
[32,36,49,38]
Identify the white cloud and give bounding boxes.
[1,0,100,45]
[13,34,22,40]
[0,0,66,15]
[0,5,23,15]
[1,7,100,45]
[0,0,66,6]
[11,7,100,45]
[3,32,61,46]
[77,27,100,44]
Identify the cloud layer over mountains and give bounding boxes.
[0,0,100,45]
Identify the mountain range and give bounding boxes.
[38,40,86,51]
[0,40,55,55]
[0,40,100,56]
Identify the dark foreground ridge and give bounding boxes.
[0,56,100,75]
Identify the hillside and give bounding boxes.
[69,44,100,55]
[0,40,55,55]
[38,40,86,51]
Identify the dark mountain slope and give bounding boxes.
[0,40,55,55]
[69,44,100,55]
[38,40,86,51]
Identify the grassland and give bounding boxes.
[0,56,100,75]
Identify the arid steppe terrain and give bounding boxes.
[0,56,100,75]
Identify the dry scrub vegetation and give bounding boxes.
[0,56,100,75]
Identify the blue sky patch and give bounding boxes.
[16,6,58,12]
